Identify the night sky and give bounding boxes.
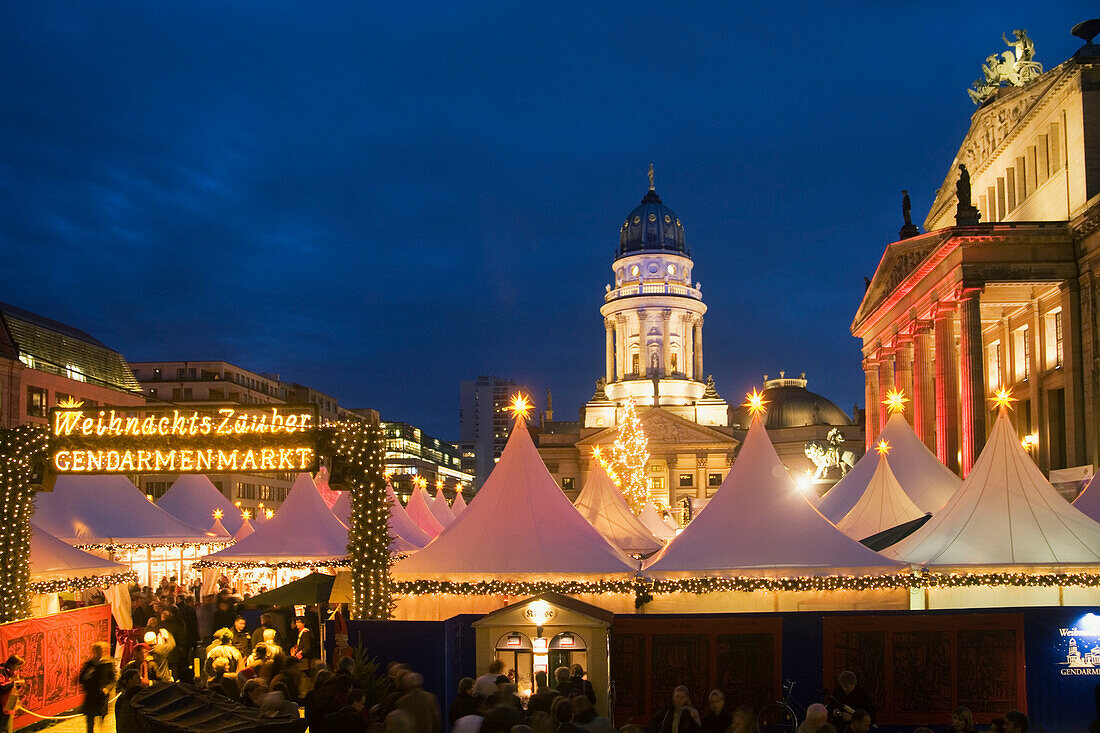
[2,3,1093,438]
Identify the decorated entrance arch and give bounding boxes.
[0,402,392,623]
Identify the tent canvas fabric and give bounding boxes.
[34,475,215,545]
[386,485,433,547]
[393,417,635,579]
[817,413,961,522]
[430,488,456,526]
[405,486,445,537]
[207,516,231,538]
[573,460,662,555]
[331,490,423,553]
[233,516,255,542]
[1073,473,1100,521]
[30,523,129,582]
[638,502,677,541]
[451,491,467,516]
[646,416,904,576]
[313,466,341,509]
[886,408,1100,566]
[836,453,925,541]
[202,473,350,565]
[156,474,244,535]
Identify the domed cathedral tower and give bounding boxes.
[584,167,730,429]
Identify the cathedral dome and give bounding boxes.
[731,374,853,430]
[618,188,689,259]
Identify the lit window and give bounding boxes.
[679,473,693,488]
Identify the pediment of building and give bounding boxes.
[576,407,737,449]
[853,231,951,328]
[923,62,1075,230]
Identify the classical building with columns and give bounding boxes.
[536,174,737,514]
[853,35,1100,479]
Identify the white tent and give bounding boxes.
[817,413,960,522]
[313,466,341,509]
[386,485,433,547]
[233,515,255,542]
[156,474,244,535]
[405,486,445,537]
[835,451,925,541]
[34,475,214,545]
[1073,473,1100,522]
[887,408,1100,566]
[573,460,662,555]
[451,491,468,516]
[30,523,134,620]
[332,485,429,551]
[429,487,456,527]
[646,416,904,576]
[201,473,349,566]
[30,522,130,583]
[393,415,635,580]
[207,516,231,538]
[638,502,677,541]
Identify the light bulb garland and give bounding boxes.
[28,570,138,595]
[0,424,48,622]
[602,398,651,513]
[323,420,393,619]
[194,558,349,570]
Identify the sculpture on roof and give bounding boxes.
[968,29,1043,104]
[805,429,857,480]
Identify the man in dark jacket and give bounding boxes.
[291,617,315,662]
[569,664,597,705]
[322,688,368,733]
[78,643,116,733]
[448,677,480,725]
[827,671,876,730]
[250,613,281,650]
[158,609,188,682]
[114,669,144,733]
[230,616,252,658]
[527,671,560,715]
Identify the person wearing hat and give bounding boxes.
[122,644,157,685]
[205,628,244,676]
[291,617,315,663]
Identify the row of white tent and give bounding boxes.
[29,401,1100,589]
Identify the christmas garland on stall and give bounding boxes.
[29,570,139,595]
[0,425,48,622]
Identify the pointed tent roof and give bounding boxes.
[886,409,1100,566]
[314,466,341,509]
[836,452,925,541]
[638,502,677,541]
[429,488,455,527]
[207,516,231,538]
[233,515,255,542]
[646,417,903,576]
[818,413,960,522]
[574,460,662,555]
[406,486,445,537]
[156,474,244,535]
[34,475,215,545]
[1072,473,1100,521]
[332,484,430,549]
[202,473,350,565]
[393,417,635,580]
[30,523,129,582]
[451,491,468,516]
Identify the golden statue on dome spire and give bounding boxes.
[648,163,655,191]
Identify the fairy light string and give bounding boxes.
[0,424,48,622]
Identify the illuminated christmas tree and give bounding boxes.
[603,398,651,514]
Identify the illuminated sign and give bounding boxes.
[1058,614,1100,676]
[48,404,319,475]
[522,600,556,625]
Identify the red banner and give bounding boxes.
[0,605,111,729]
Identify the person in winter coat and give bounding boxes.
[651,686,701,733]
[77,643,115,733]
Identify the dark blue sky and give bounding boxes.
[2,3,1093,438]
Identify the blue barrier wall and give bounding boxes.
[325,615,478,724]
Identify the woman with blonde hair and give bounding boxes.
[951,706,975,733]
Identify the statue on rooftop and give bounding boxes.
[967,29,1042,104]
